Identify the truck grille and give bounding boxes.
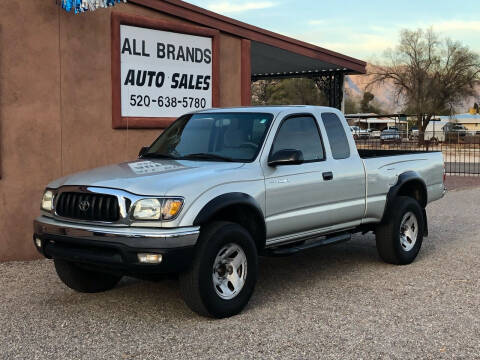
[55,192,120,222]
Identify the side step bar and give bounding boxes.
[263,233,351,257]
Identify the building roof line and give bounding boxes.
[129,0,367,74]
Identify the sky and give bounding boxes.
[186,0,480,62]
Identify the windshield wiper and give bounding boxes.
[180,153,235,162]
[141,153,179,160]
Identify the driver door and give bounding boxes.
[262,114,332,241]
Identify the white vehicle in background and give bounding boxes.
[350,126,369,139]
[368,128,382,139]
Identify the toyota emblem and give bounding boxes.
[78,200,90,212]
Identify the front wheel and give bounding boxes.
[375,196,424,265]
[179,222,258,318]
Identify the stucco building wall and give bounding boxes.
[0,1,242,261]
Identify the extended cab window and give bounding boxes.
[322,113,350,159]
[271,115,324,162]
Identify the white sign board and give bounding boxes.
[120,25,212,118]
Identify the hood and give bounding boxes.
[48,159,245,196]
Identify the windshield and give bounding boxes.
[144,112,274,162]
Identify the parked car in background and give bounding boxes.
[444,123,468,143]
[368,128,382,139]
[380,129,402,144]
[350,126,369,139]
[409,126,419,140]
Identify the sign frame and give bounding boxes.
[111,12,220,129]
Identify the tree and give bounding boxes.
[369,28,480,139]
[360,91,375,112]
[251,80,277,105]
[269,78,327,105]
[251,78,327,106]
[344,95,359,114]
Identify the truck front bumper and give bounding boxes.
[33,216,200,275]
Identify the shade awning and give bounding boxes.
[251,41,351,79]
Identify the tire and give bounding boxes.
[179,221,258,318]
[54,259,122,293]
[375,196,424,265]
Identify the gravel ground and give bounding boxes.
[1,188,480,359]
[445,175,480,191]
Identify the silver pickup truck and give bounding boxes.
[34,106,445,318]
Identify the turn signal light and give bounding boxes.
[161,199,183,220]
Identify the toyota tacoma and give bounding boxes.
[34,106,446,318]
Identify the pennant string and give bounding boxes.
[60,0,127,13]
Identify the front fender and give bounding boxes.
[193,192,264,225]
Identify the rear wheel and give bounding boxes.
[375,196,424,265]
[54,259,122,293]
[179,222,258,318]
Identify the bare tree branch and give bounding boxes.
[369,28,480,134]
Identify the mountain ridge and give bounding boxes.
[345,69,480,114]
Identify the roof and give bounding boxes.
[129,0,366,75]
[438,113,480,123]
[195,105,340,116]
[345,113,409,119]
[356,119,408,124]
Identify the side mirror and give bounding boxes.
[268,149,304,167]
[138,146,150,158]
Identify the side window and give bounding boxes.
[322,113,350,159]
[271,115,324,162]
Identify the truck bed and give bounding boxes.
[358,149,435,159]
[359,150,445,223]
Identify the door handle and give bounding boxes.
[322,171,333,181]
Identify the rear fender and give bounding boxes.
[382,171,428,235]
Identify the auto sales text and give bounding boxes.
[122,38,211,90]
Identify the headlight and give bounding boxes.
[133,199,162,220]
[41,190,55,211]
[132,198,183,221]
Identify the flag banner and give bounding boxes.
[60,0,127,14]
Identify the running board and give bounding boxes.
[263,233,351,257]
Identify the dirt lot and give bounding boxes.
[1,186,479,359]
[445,175,480,191]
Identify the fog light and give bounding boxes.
[35,237,42,249]
[137,253,163,264]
